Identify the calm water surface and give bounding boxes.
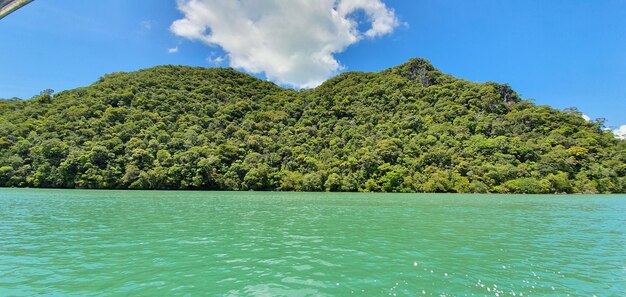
[0,189,624,296]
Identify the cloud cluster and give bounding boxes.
[613,125,626,140]
[581,114,591,122]
[170,0,399,88]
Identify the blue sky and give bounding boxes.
[0,0,624,130]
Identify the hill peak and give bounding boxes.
[382,58,447,86]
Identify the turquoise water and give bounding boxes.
[0,189,624,296]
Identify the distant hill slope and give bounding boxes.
[1,59,624,192]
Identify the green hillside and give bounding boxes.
[1,59,624,192]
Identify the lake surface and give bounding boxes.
[0,189,624,296]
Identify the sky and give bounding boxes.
[0,0,624,136]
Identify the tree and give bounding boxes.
[324,173,342,192]
[0,60,622,193]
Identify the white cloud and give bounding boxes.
[613,125,626,140]
[170,0,399,88]
[207,55,225,65]
[168,46,179,54]
[141,20,153,31]
[581,114,591,122]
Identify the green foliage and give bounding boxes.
[0,59,623,193]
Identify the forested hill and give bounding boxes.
[1,58,624,193]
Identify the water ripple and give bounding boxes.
[0,189,624,296]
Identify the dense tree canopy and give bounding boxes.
[1,59,624,193]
